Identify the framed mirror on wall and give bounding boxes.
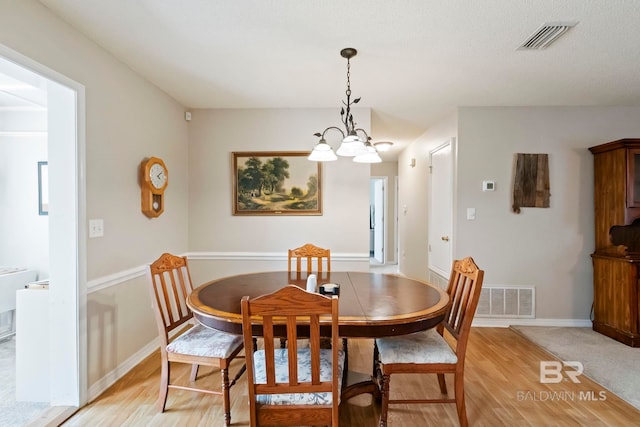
[38,161,48,215]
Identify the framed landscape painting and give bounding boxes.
[232,151,322,215]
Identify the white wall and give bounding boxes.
[186,108,371,282]
[399,106,640,321]
[455,106,640,320]
[0,0,189,389]
[0,134,48,277]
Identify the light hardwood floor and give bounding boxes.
[61,328,639,426]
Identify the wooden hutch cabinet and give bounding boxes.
[589,139,640,347]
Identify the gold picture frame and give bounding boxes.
[232,151,322,216]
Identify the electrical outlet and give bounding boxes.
[89,219,104,238]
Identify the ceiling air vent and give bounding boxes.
[518,21,578,50]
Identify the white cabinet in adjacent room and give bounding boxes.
[16,288,50,402]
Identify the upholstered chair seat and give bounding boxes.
[375,329,458,364]
[166,324,244,358]
[252,348,345,405]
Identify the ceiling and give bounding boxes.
[0,56,47,108]
[8,1,640,158]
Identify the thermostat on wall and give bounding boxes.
[483,180,495,192]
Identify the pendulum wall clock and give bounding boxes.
[139,156,168,218]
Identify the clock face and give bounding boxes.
[149,163,167,189]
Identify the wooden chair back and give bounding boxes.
[148,253,194,345]
[241,285,340,426]
[439,256,485,357]
[288,243,331,275]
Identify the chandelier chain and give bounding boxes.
[343,56,353,132]
[346,57,351,98]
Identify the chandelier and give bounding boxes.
[308,48,392,163]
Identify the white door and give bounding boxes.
[372,178,385,263]
[428,139,454,278]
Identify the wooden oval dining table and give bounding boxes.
[187,271,450,401]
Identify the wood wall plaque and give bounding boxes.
[512,153,550,214]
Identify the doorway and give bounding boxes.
[370,177,387,264]
[0,44,85,414]
[428,138,455,278]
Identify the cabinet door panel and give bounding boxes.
[627,149,640,208]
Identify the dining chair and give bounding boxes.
[373,257,484,427]
[241,285,344,427]
[288,243,331,277]
[283,243,333,348]
[146,253,246,426]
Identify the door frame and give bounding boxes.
[370,177,387,264]
[0,43,87,406]
[428,138,455,278]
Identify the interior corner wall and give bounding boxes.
[456,106,640,320]
[187,108,371,280]
[398,112,458,281]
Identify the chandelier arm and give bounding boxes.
[321,126,346,140]
[354,128,371,143]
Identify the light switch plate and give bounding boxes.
[467,208,476,220]
[483,180,496,191]
[89,219,104,238]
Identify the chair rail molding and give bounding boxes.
[185,251,367,262]
[86,251,370,293]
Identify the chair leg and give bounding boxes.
[190,364,199,382]
[342,338,349,374]
[221,366,232,427]
[372,342,379,377]
[454,372,468,427]
[437,373,448,394]
[158,359,169,412]
[379,373,390,427]
[229,361,247,388]
[372,343,383,403]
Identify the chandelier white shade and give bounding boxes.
[373,141,393,152]
[353,141,382,163]
[308,48,390,164]
[307,138,338,161]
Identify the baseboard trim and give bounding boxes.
[473,318,592,328]
[87,337,160,402]
[24,405,78,427]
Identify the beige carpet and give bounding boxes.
[512,326,640,410]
